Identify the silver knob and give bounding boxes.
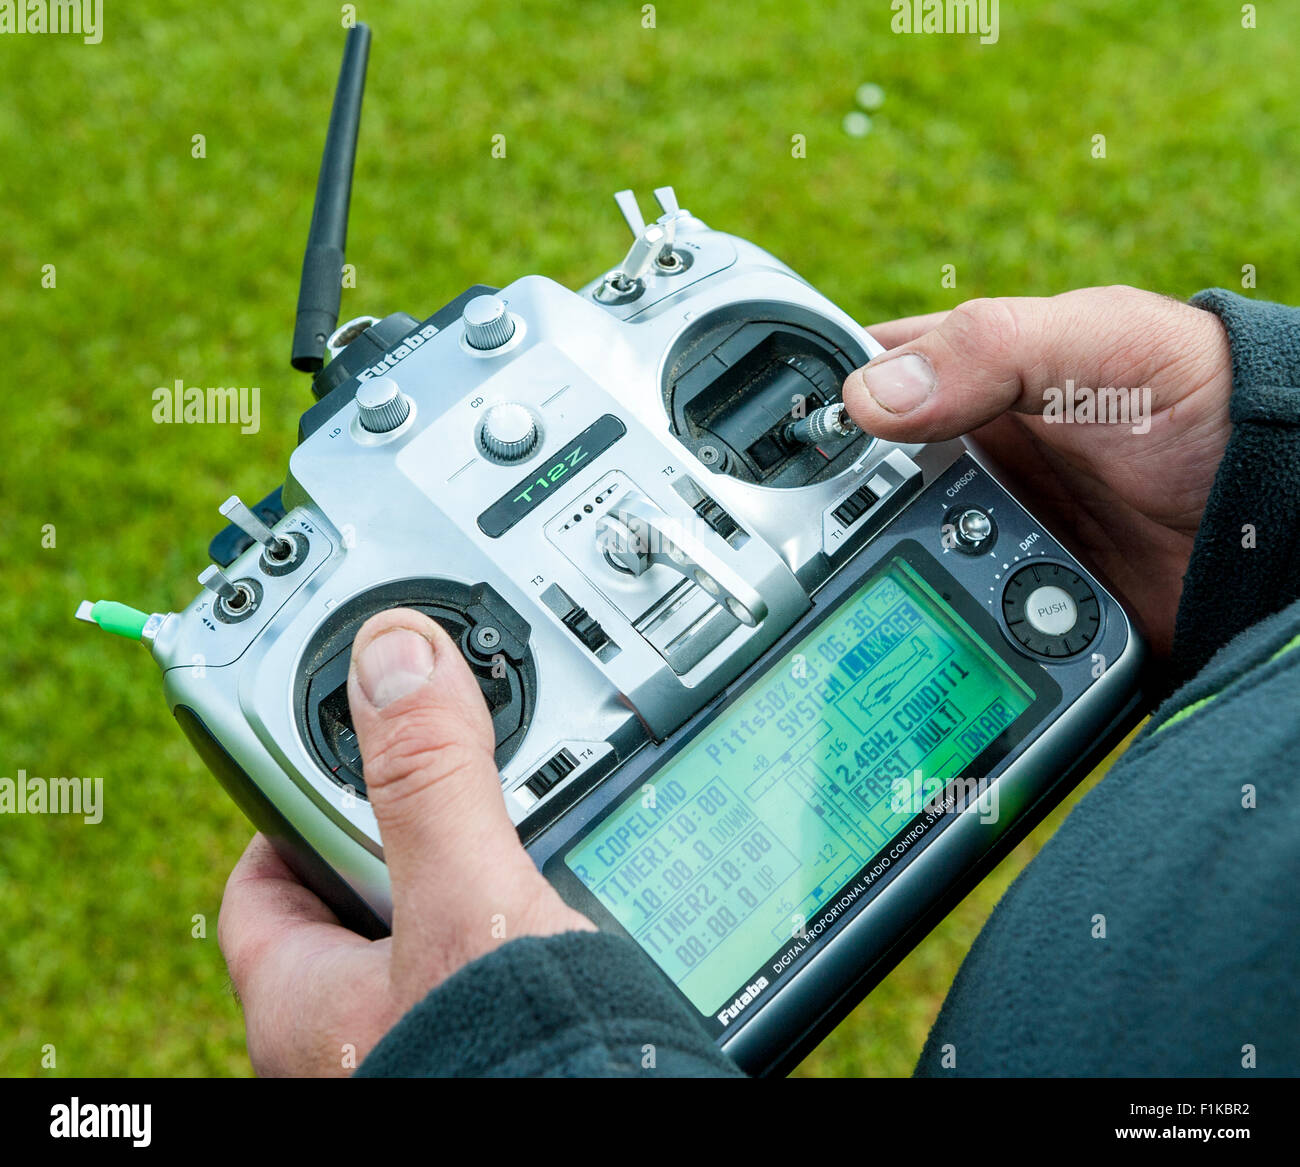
[355,377,411,433]
[479,403,538,461]
[785,401,859,445]
[956,508,993,545]
[462,295,516,350]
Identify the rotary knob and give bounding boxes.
[355,377,411,433]
[462,295,516,350]
[479,403,538,462]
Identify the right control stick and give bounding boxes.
[784,400,859,446]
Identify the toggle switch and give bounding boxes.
[653,185,680,218]
[198,565,239,603]
[650,186,680,262]
[614,188,647,238]
[599,223,666,299]
[74,600,170,643]
[601,187,686,299]
[219,494,307,573]
[220,495,292,559]
[198,565,261,623]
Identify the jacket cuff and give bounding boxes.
[1168,290,1300,689]
[356,931,744,1078]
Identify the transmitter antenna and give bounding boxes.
[290,22,372,373]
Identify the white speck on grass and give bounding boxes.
[843,111,872,137]
[856,83,885,110]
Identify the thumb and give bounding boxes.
[346,608,547,958]
[842,286,1214,443]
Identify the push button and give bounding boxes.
[1024,585,1077,635]
[1002,562,1100,657]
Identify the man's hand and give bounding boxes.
[845,286,1233,654]
[218,608,594,1077]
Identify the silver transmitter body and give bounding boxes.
[151,190,1145,1075]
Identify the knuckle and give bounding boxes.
[217,884,248,971]
[216,910,239,974]
[1079,285,1185,369]
[363,714,496,796]
[217,915,257,994]
[1097,282,1145,301]
[367,742,496,836]
[947,297,1022,359]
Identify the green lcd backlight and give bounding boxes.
[563,555,1036,1016]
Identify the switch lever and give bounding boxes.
[652,187,678,253]
[615,187,680,262]
[653,186,679,217]
[220,495,293,559]
[198,565,240,603]
[602,223,666,296]
[613,189,646,237]
[199,565,260,621]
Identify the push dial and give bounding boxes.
[462,295,516,350]
[355,377,411,433]
[479,403,538,462]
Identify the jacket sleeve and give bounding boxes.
[913,290,1300,1077]
[1168,289,1300,690]
[356,931,744,1077]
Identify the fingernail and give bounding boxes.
[863,352,936,414]
[355,628,436,709]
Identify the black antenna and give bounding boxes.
[290,23,372,373]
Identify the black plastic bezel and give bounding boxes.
[1001,560,1101,659]
[542,539,1061,1039]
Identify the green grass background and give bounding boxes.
[1,0,1295,1077]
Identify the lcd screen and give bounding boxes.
[563,555,1037,1015]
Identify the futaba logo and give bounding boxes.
[716,976,769,1026]
[357,324,438,380]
